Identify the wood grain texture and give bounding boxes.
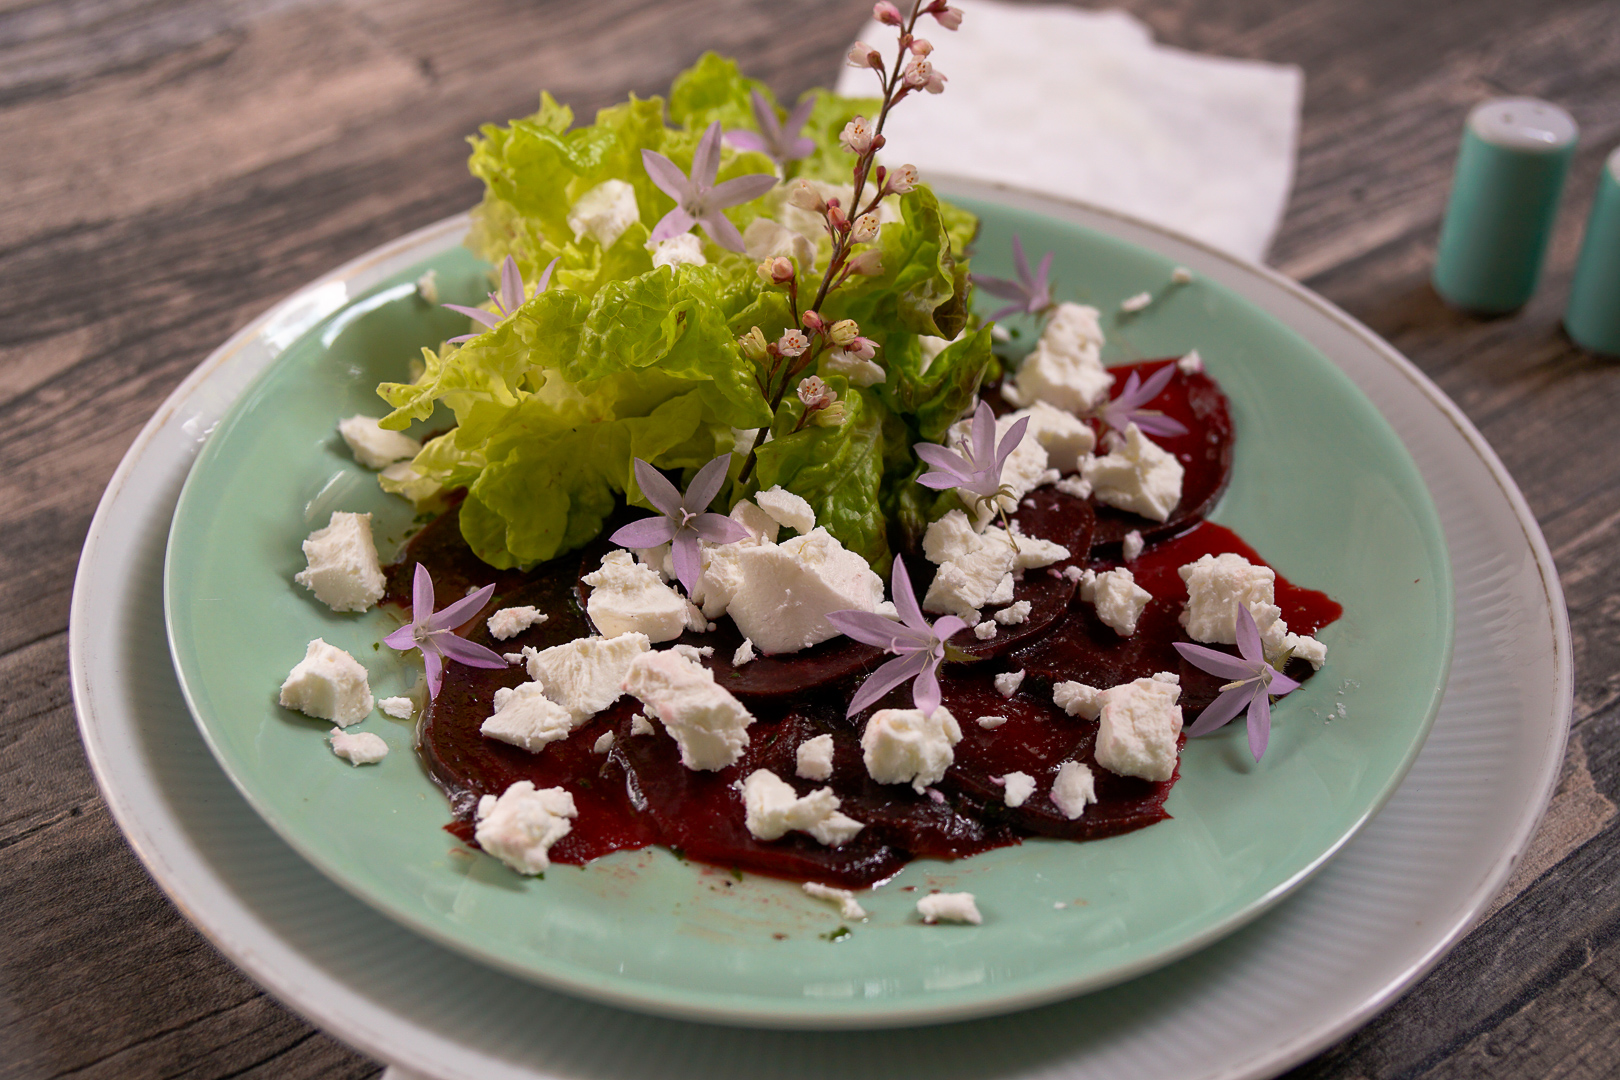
[2,0,1617,1076]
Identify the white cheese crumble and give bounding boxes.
[583,550,688,643]
[973,621,998,640]
[567,178,639,248]
[519,632,650,724]
[592,731,615,754]
[986,572,1016,607]
[622,649,755,771]
[337,415,421,470]
[1007,400,1096,473]
[328,728,388,765]
[377,696,414,719]
[671,644,714,662]
[1080,567,1152,637]
[862,707,961,793]
[803,882,868,920]
[294,511,386,612]
[1000,771,1036,808]
[629,713,655,736]
[741,769,864,847]
[755,486,816,535]
[917,892,982,925]
[728,499,779,544]
[993,600,1031,626]
[1177,349,1204,374]
[480,681,574,753]
[487,605,546,641]
[1052,680,1104,721]
[1178,552,1284,646]
[796,733,835,781]
[1094,674,1183,781]
[1005,302,1113,413]
[474,782,577,875]
[993,669,1026,698]
[1082,423,1185,522]
[1171,266,1194,285]
[1284,631,1329,669]
[279,639,374,725]
[650,233,706,269]
[1054,473,1093,500]
[732,638,756,666]
[976,715,1006,729]
[1119,291,1153,313]
[921,511,1067,620]
[1050,760,1097,819]
[1122,529,1145,561]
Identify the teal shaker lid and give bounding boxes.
[1433,98,1578,315]
[1565,145,1620,356]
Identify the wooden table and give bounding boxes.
[3,1,1616,1076]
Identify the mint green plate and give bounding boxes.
[165,194,1453,1029]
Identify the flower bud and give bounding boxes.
[787,179,825,212]
[873,1,903,26]
[812,401,849,427]
[845,250,884,277]
[797,376,836,411]
[931,3,963,30]
[887,164,919,193]
[846,335,879,361]
[846,41,884,70]
[839,116,875,155]
[757,256,795,285]
[850,213,880,243]
[826,202,849,230]
[778,330,811,357]
[801,310,827,334]
[737,326,769,362]
[828,319,861,347]
[911,37,933,57]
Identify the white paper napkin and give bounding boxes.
[835,1,1303,263]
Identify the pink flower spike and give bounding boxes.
[725,90,815,167]
[1173,604,1301,761]
[1099,363,1189,439]
[384,564,507,699]
[444,255,559,343]
[609,455,749,595]
[973,234,1055,322]
[825,558,965,718]
[643,122,777,252]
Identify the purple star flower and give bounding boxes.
[1098,363,1189,439]
[444,255,558,343]
[972,235,1054,322]
[825,557,967,718]
[383,564,508,699]
[914,399,1030,505]
[642,121,778,253]
[608,454,750,594]
[1173,604,1302,762]
[725,90,816,169]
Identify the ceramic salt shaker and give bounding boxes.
[1564,144,1620,356]
[1433,97,1578,314]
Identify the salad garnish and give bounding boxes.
[1096,363,1189,439]
[642,120,777,251]
[972,234,1056,322]
[608,455,749,593]
[383,564,508,698]
[1174,603,1302,761]
[443,254,557,343]
[825,556,966,718]
[724,89,816,169]
[914,398,1030,537]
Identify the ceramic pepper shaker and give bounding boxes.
[1564,145,1620,356]
[1433,97,1578,315]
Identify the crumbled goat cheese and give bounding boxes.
[1178,552,1285,647]
[1054,473,1093,500]
[993,669,1026,698]
[630,713,655,736]
[1082,423,1185,522]
[1008,400,1096,473]
[1050,760,1097,819]
[976,714,1006,729]
[622,649,755,771]
[1052,680,1104,721]
[520,632,650,724]
[796,733,835,781]
[592,731,615,754]
[1062,564,1087,583]
[487,605,546,641]
[862,707,962,793]
[743,217,816,271]
[328,728,388,765]
[474,782,577,875]
[1005,302,1113,413]
[803,882,868,920]
[921,511,1067,619]
[728,499,779,544]
[732,638,756,666]
[294,511,386,612]
[1284,631,1329,669]
[693,527,884,654]
[377,696,414,719]
[1119,291,1153,313]
[1177,349,1204,374]
[583,550,689,642]
[1171,266,1194,285]
[633,543,674,581]
[986,572,1016,607]
[993,600,1032,625]
[949,413,1049,525]
[1081,567,1152,636]
[481,681,575,753]
[974,621,998,639]
[337,415,421,470]
[742,769,864,847]
[918,892,982,925]
[567,178,639,248]
[755,486,816,534]
[279,639,374,725]
[650,233,706,269]
[918,330,964,372]
[671,644,714,663]
[1122,530,1145,561]
[1094,675,1183,781]
[1000,771,1036,808]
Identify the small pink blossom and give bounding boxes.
[873,1,903,26]
[910,37,934,57]
[787,179,825,212]
[801,309,827,334]
[840,116,876,154]
[930,3,964,30]
[850,212,880,243]
[846,250,884,276]
[903,58,946,94]
[797,376,836,410]
[778,330,811,357]
[887,164,919,193]
[758,256,795,285]
[844,335,878,360]
[846,41,884,69]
